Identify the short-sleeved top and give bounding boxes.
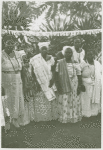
[2,50,23,72]
[71,46,85,63]
[56,62,81,77]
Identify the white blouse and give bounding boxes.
[2,50,22,72]
[71,46,85,63]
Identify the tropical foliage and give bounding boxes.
[38,1,101,56]
[38,1,101,22]
[2,1,30,30]
[2,1,47,30]
[2,1,102,58]
[40,14,76,32]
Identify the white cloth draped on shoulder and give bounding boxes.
[30,53,56,101]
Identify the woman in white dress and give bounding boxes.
[81,51,102,117]
[30,45,58,122]
[2,39,24,127]
[1,87,10,133]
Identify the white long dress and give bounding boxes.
[1,97,6,126]
[81,61,101,117]
[1,96,10,126]
[2,50,24,126]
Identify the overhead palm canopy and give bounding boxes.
[2,1,102,58]
[2,1,48,30]
[37,1,101,21]
[40,14,77,32]
[2,1,101,31]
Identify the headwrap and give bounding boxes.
[62,46,72,55]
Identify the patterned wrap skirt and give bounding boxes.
[58,76,82,123]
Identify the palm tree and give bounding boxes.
[2,1,48,30]
[2,1,47,50]
[39,14,76,55]
[73,16,101,30]
[2,1,33,30]
[40,14,76,32]
[37,1,101,22]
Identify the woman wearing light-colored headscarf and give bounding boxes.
[30,43,58,121]
[62,38,85,63]
[55,47,84,123]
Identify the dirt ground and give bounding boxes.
[1,114,101,148]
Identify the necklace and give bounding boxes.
[5,51,20,73]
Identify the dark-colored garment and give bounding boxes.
[21,66,35,102]
[21,55,35,102]
[55,59,72,94]
[56,51,64,60]
[21,55,41,102]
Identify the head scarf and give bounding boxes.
[62,46,71,55]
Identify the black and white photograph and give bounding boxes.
[1,0,102,148]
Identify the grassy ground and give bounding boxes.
[1,114,101,148]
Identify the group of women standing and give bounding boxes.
[2,36,102,133]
